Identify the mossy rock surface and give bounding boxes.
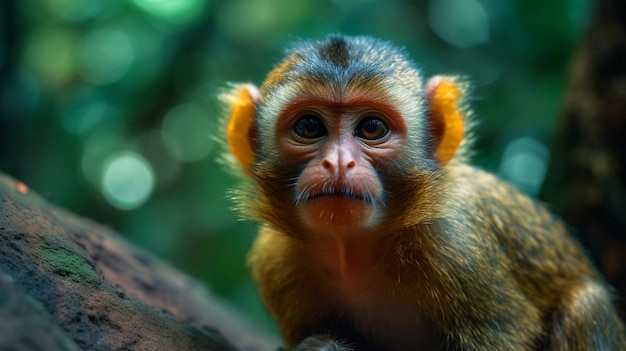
[0,173,275,351]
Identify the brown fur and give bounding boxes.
[247,162,626,350]
[224,35,626,350]
[259,53,302,98]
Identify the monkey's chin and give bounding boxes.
[299,196,377,233]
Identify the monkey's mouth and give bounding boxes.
[306,189,373,204]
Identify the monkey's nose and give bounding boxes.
[322,151,356,178]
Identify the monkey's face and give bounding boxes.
[224,35,465,236]
[275,101,407,233]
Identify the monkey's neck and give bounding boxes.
[302,233,397,293]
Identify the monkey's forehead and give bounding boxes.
[260,35,424,99]
[293,35,406,70]
[254,34,429,154]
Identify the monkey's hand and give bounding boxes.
[278,336,354,351]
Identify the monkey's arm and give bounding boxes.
[447,165,626,350]
[248,227,335,346]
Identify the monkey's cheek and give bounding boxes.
[299,197,378,231]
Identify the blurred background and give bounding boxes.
[0,0,590,335]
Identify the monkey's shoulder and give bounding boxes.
[446,164,558,223]
[442,164,598,277]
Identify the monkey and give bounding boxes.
[220,34,626,350]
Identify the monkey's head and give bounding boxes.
[222,35,467,237]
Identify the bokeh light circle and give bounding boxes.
[77,28,134,85]
[161,103,214,162]
[132,0,206,25]
[100,151,155,210]
[428,0,489,48]
[24,25,76,87]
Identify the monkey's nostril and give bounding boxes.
[322,160,333,170]
[347,160,356,169]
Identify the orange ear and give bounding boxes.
[225,84,260,174]
[426,76,464,165]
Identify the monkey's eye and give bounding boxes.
[355,117,389,140]
[293,115,327,139]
